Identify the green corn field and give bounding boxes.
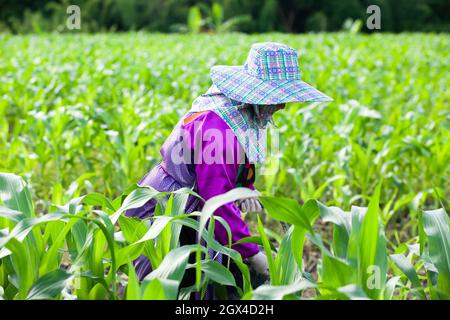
[0,33,449,300]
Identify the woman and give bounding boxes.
[126,42,331,292]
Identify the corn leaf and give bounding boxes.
[242,278,316,300]
[126,262,141,300]
[196,260,236,287]
[422,208,450,299]
[390,253,426,299]
[0,173,34,218]
[358,181,383,298]
[26,269,72,300]
[257,215,278,285]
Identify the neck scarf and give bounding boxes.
[189,85,280,163]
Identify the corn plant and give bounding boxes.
[0,32,448,300]
[1,172,448,300]
[248,183,449,300]
[1,33,447,220]
[0,173,254,299]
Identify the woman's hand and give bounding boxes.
[236,197,263,213]
[246,251,269,276]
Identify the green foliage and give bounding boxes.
[421,209,450,299]
[0,33,447,220]
[0,32,448,300]
[187,6,202,33]
[0,174,449,300]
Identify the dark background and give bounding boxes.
[1,0,449,33]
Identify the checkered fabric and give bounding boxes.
[210,42,332,105]
[245,42,300,80]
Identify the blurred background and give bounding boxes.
[1,0,449,34]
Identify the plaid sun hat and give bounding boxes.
[210,42,332,105]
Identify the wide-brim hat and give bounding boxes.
[210,42,332,105]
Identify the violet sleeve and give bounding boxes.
[186,111,259,259]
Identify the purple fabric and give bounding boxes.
[125,163,200,280]
[183,111,259,258]
[125,163,200,220]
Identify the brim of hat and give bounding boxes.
[210,65,332,105]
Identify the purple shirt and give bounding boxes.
[182,110,259,259]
